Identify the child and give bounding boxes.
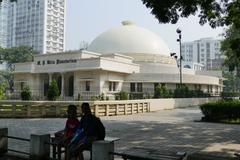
[63,105,80,140]
[54,105,80,159]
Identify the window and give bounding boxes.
[207,85,213,93]
[130,83,142,92]
[137,83,142,92]
[85,81,90,91]
[130,83,135,92]
[109,81,117,92]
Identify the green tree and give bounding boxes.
[1,46,37,71]
[221,26,240,70]
[0,46,37,91]
[0,83,6,100]
[223,71,238,92]
[21,86,32,101]
[221,26,240,91]
[0,71,13,92]
[141,0,240,28]
[47,80,60,101]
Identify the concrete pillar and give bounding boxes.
[0,128,8,155]
[61,73,65,97]
[30,134,50,160]
[48,73,53,85]
[92,140,114,160]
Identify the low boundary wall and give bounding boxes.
[0,100,150,118]
[148,97,220,111]
[0,98,219,118]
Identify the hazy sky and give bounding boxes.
[65,0,225,54]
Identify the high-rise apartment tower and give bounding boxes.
[181,38,223,70]
[0,0,66,54]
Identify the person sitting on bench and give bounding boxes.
[54,105,80,159]
[67,102,105,160]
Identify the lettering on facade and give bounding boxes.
[47,60,55,64]
[56,59,77,64]
[37,59,77,66]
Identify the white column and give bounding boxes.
[48,73,53,85]
[61,73,64,97]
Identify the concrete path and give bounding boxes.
[0,106,240,159]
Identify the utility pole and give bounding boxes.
[176,28,182,88]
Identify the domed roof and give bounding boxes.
[88,21,170,57]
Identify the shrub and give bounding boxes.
[174,85,190,98]
[0,83,6,100]
[173,85,211,98]
[99,93,105,101]
[93,93,106,101]
[21,86,32,100]
[115,91,129,100]
[129,93,143,100]
[144,93,153,99]
[200,100,240,121]
[77,93,82,101]
[221,92,240,98]
[154,84,169,98]
[47,80,60,101]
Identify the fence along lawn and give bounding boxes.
[0,100,150,118]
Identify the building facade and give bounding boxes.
[0,0,65,54]
[13,21,224,100]
[181,38,224,70]
[0,0,10,48]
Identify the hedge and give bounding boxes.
[200,100,240,122]
[221,92,240,98]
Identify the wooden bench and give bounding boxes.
[51,136,120,160]
[112,147,186,160]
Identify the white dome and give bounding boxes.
[88,21,170,57]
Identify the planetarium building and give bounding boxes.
[13,21,223,100]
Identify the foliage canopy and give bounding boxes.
[221,26,240,71]
[141,0,240,28]
[0,46,37,71]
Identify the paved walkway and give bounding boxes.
[0,106,240,159]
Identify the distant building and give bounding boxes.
[182,61,204,71]
[0,0,66,54]
[0,0,10,48]
[181,38,224,70]
[13,21,224,100]
[0,61,7,71]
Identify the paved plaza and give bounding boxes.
[0,106,240,159]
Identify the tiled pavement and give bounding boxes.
[0,106,240,159]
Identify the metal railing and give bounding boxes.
[3,135,30,156]
[1,132,59,160]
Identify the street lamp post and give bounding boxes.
[176,28,182,88]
